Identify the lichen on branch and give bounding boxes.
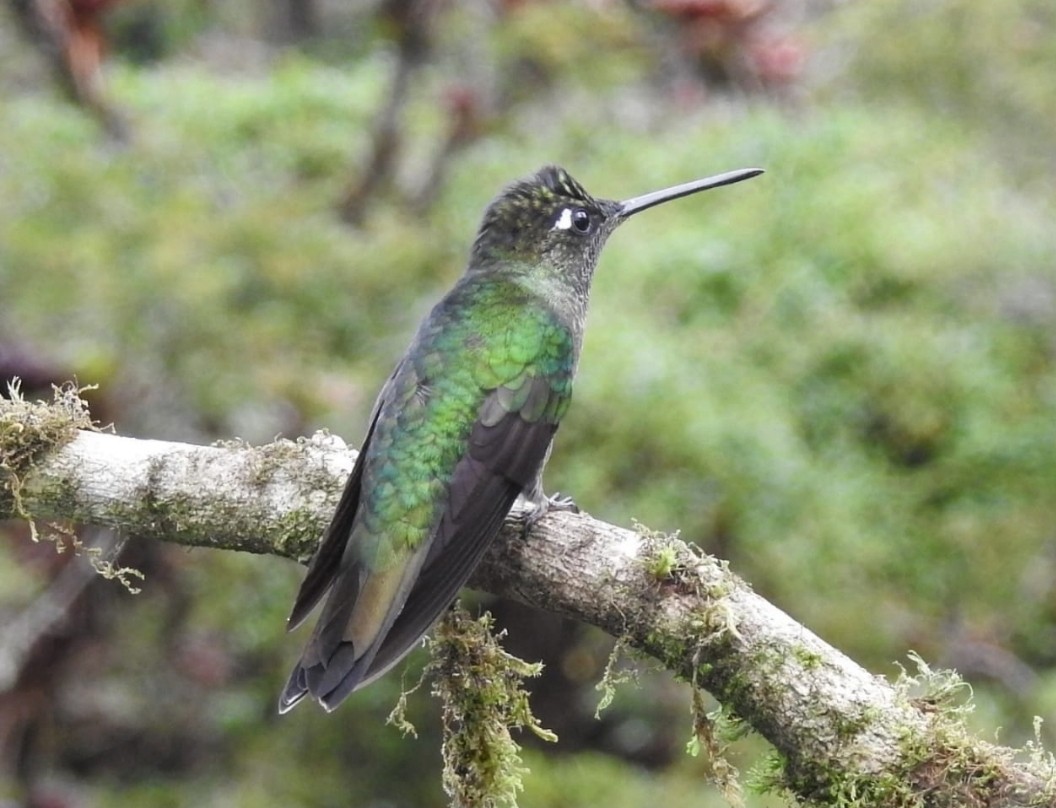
[0,379,96,515]
[0,381,138,587]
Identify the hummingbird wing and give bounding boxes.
[279,353,569,712]
[353,374,562,687]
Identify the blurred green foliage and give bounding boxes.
[2,0,1056,805]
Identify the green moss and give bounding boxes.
[594,637,638,719]
[687,690,745,807]
[792,646,825,670]
[778,737,1027,808]
[760,655,1056,806]
[635,523,680,580]
[893,651,973,718]
[427,605,556,808]
[645,544,681,580]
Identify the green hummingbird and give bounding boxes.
[279,164,762,713]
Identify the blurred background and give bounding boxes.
[1,0,1055,805]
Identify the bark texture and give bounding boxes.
[1,396,1053,807]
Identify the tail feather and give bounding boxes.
[277,642,378,714]
[277,664,309,714]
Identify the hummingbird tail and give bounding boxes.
[277,642,376,714]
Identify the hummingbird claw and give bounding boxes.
[547,492,579,514]
[519,490,579,538]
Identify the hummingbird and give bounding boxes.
[279,164,763,713]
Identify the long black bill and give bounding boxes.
[618,167,764,219]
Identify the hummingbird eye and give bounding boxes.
[571,208,592,234]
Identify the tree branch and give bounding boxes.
[1,395,1053,806]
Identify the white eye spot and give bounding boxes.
[553,207,573,231]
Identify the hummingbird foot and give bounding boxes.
[518,489,579,538]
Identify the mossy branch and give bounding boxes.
[1,393,1054,807]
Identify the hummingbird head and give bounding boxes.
[470,164,763,297]
[470,166,620,285]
